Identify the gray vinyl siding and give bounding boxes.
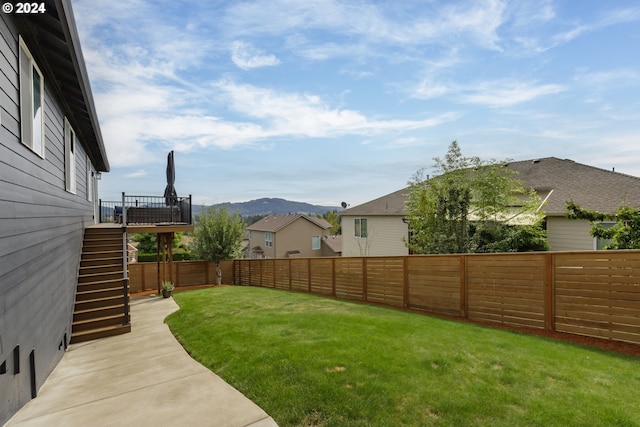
[546,216,594,251]
[342,215,409,257]
[0,14,96,423]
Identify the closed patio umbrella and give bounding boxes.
[163,150,177,206]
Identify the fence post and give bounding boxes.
[288,259,292,290]
[308,258,312,293]
[544,253,555,332]
[332,258,336,297]
[460,254,468,318]
[271,259,278,289]
[403,256,409,309]
[363,257,368,302]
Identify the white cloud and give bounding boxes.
[213,80,459,137]
[460,80,565,107]
[124,170,148,178]
[224,0,508,51]
[231,41,280,70]
[411,77,565,107]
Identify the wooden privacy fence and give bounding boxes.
[234,251,640,345]
[129,260,234,293]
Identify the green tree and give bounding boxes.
[566,202,640,249]
[131,232,189,256]
[131,233,157,253]
[321,210,341,235]
[192,206,244,284]
[405,141,545,254]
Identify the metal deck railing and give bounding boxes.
[99,193,192,225]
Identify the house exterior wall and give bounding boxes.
[275,219,325,258]
[0,15,98,424]
[342,215,409,257]
[248,230,274,258]
[248,219,328,258]
[546,216,594,251]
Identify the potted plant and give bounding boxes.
[161,281,175,298]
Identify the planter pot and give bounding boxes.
[162,289,173,298]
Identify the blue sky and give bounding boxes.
[71,0,640,208]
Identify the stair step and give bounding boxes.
[78,271,123,284]
[76,286,125,301]
[70,324,132,344]
[82,250,123,260]
[82,241,122,252]
[77,279,124,293]
[79,264,123,275]
[72,313,126,333]
[72,313,124,331]
[75,294,127,311]
[74,304,125,322]
[81,257,123,268]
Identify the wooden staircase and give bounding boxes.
[71,227,131,344]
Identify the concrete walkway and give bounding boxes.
[6,296,278,427]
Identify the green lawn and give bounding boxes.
[166,286,640,427]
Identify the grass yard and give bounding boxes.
[166,286,640,427]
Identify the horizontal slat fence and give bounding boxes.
[129,260,234,293]
[234,251,640,345]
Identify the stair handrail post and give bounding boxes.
[121,192,127,226]
[121,192,130,325]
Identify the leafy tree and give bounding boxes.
[566,202,640,249]
[471,221,548,252]
[131,233,157,253]
[131,232,186,254]
[405,141,545,254]
[321,210,341,235]
[192,206,244,284]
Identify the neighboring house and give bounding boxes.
[341,157,640,256]
[246,214,333,258]
[321,235,343,257]
[0,3,109,424]
[508,157,640,250]
[342,188,411,257]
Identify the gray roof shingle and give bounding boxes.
[342,157,640,217]
[246,213,331,232]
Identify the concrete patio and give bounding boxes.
[5,296,278,427]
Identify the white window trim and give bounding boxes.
[64,117,76,194]
[312,235,321,250]
[354,218,368,238]
[19,36,45,158]
[265,232,273,247]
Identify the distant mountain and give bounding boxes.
[192,198,341,217]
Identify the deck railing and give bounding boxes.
[99,193,192,225]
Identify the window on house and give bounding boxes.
[354,218,368,238]
[64,118,76,194]
[19,37,44,157]
[312,235,320,250]
[265,232,273,247]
